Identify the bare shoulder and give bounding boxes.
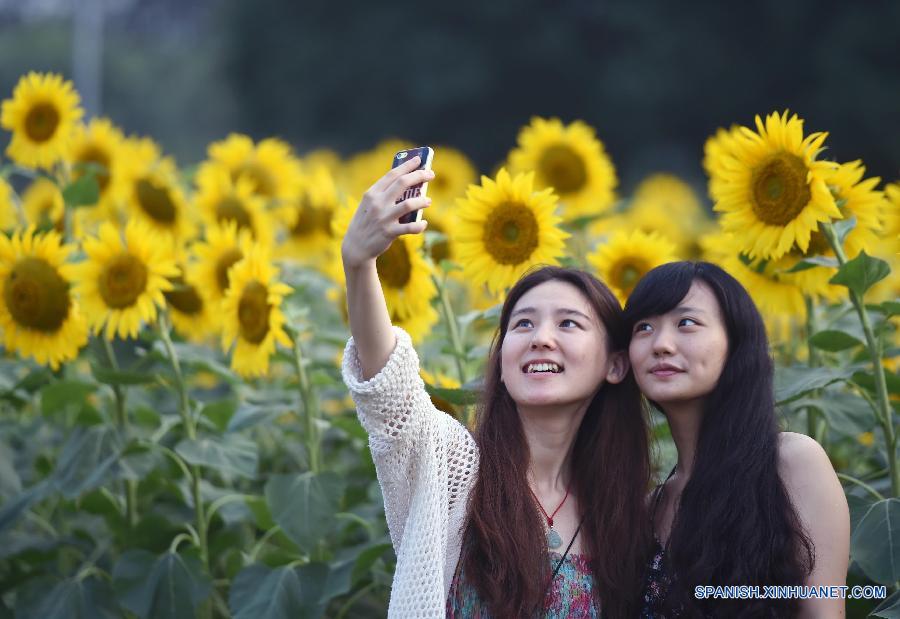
[777,431,834,478]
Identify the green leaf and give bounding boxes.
[62,173,100,208]
[784,255,840,273]
[227,403,290,432]
[424,384,482,406]
[113,549,212,619]
[175,435,258,479]
[229,564,326,619]
[791,392,873,438]
[853,370,900,398]
[872,589,900,618]
[0,479,52,534]
[200,399,236,433]
[850,498,900,585]
[774,365,857,404]
[246,496,276,530]
[876,301,900,318]
[90,363,161,386]
[40,380,97,417]
[439,259,463,273]
[53,426,123,498]
[833,215,857,247]
[808,329,864,352]
[265,472,345,552]
[14,575,118,619]
[829,251,890,298]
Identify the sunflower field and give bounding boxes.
[0,72,898,618]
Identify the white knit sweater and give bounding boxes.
[342,327,479,618]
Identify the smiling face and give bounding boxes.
[628,280,729,412]
[500,279,625,409]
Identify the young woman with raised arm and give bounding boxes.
[340,155,653,618]
[625,261,850,618]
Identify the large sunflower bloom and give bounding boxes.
[710,111,840,260]
[200,133,303,204]
[455,168,569,296]
[507,117,617,220]
[21,176,64,231]
[195,166,273,244]
[331,196,438,322]
[188,221,255,304]
[220,244,292,378]
[0,228,88,368]
[275,163,338,268]
[75,220,179,339]
[121,137,196,245]
[1,72,83,169]
[588,230,676,305]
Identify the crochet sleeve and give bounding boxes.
[342,327,478,548]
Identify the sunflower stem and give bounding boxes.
[101,338,137,528]
[157,312,210,579]
[290,329,320,474]
[803,296,826,444]
[432,275,467,384]
[836,472,885,502]
[820,221,899,497]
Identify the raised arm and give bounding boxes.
[341,155,433,379]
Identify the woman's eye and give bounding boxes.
[513,318,532,329]
[634,322,652,333]
[560,319,579,328]
[678,318,698,327]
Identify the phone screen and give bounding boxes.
[392,146,433,224]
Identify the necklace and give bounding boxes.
[528,484,571,550]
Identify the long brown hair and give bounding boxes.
[462,266,652,617]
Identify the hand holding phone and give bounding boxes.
[392,146,434,224]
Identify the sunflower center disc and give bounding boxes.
[483,202,539,265]
[238,280,271,344]
[235,162,276,198]
[216,197,254,233]
[614,261,645,297]
[136,178,177,224]
[164,278,204,315]
[539,144,588,194]
[751,153,811,226]
[290,195,325,237]
[3,257,70,332]
[427,220,451,265]
[215,248,244,294]
[24,102,60,142]
[75,146,111,192]
[376,240,413,289]
[98,253,149,309]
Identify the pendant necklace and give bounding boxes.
[528,484,571,550]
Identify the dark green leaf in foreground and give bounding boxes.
[850,498,900,585]
[229,563,327,619]
[774,365,857,405]
[265,472,345,552]
[175,434,259,479]
[829,250,890,298]
[113,549,212,619]
[15,575,118,619]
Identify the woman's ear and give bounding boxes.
[605,351,629,385]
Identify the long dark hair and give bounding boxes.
[624,261,813,617]
[463,265,652,618]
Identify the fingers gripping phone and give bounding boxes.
[393,146,434,224]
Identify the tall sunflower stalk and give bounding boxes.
[288,325,321,473]
[819,222,898,497]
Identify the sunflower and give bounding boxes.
[220,244,292,377]
[0,177,18,231]
[302,148,342,177]
[21,176,63,231]
[201,133,303,204]
[74,220,179,340]
[710,111,840,260]
[0,228,88,368]
[454,168,568,296]
[420,368,461,417]
[701,232,806,334]
[702,125,742,196]
[1,72,83,170]
[195,166,273,243]
[777,160,888,301]
[506,117,617,220]
[188,221,255,304]
[121,137,195,245]
[423,146,476,268]
[163,270,217,344]
[67,117,127,215]
[275,163,338,268]
[588,230,677,305]
[331,196,438,321]
[340,139,414,197]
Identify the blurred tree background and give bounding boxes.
[0,0,898,189]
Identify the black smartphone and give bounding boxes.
[392,146,434,224]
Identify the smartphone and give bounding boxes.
[392,146,434,224]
